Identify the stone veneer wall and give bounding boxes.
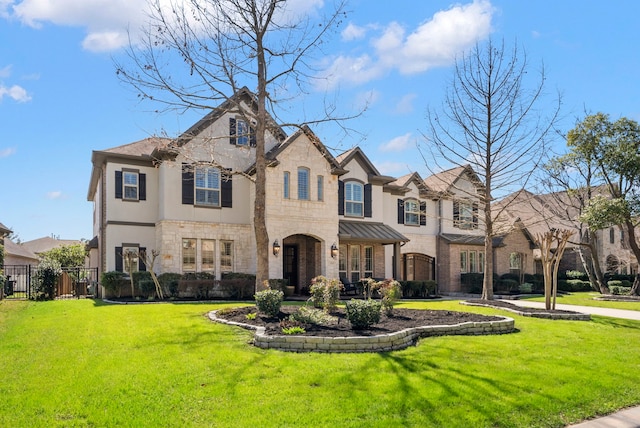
[208,311,515,353]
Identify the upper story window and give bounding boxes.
[123,171,138,200]
[298,167,309,200]
[229,117,256,147]
[195,167,220,207]
[317,175,324,201]
[115,170,146,201]
[453,199,478,230]
[283,171,290,199]
[345,181,364,217]
[404,199,420,225]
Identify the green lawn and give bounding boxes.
[523,291,640,311]
[1,299,640,427]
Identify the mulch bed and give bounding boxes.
[215,305,504,337]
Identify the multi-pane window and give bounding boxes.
[220,241,234,273]
[338,244,347,281]
[453,200,478,229]
[350,245,361,283]
[236,118,250,146]
[364,246,374,278]
[478,251,485,273]
[460,251,468,273]
[317,175,324,201]
[202,240,215,272]
[469,251,477,273]
[123,171,138,200]
[182,239,196,272]
[122,246,139,274]
[298,167,309,200]
[509,252,521,270]
[404,199,420,225]
[195,167,220,206]
[283,171,290,199]
[345,182,363,217]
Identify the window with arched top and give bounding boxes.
[345,181,364,217]
[297,167,309,200]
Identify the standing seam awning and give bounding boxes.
[339,221,409,245]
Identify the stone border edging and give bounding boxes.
[461,301,591,320]
[207,310,515,353]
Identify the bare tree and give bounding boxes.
[536,229,573,310]
[115,0,347,290]
[424,38,561,300]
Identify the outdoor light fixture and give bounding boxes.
[272,239,281,257]
[331,242,338,259]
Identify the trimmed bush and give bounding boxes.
[308,276,343,312]
[609,284,631,295]
[138,279,156,298]
[565,270,587,280]
[519,283,533,294]
[100,271,126,297]
[32,259,62,300]
[345,299,381,329]
[461,273,484,294]
[157,273,182,297]
[254,289,283,317]
[499,278,519,293]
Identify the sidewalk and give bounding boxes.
[503,299,640,427]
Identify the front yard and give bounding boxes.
[1,298,639,427]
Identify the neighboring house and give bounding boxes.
[21,236,84,258]
[4,239,39,266]
[496,189,636,277]
[0,222,10,246]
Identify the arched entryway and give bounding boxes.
[282,234,322,293]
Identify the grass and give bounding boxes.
[523,291,640,311]
[1,299,640,427]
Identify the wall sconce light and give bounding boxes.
[272,239,281,257]
[330,242,338,259]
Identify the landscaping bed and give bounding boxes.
[214,305,504,337]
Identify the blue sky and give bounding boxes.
[1,0,639,242]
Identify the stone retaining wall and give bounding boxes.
[208,311,515,353]
[461,301,591,320]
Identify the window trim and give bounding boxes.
[404,199,420,226]
[122,170,139,201]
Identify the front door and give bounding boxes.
[283,245,299,289]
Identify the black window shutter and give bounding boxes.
[115,171,123,199]
[221,171,233,208]
[139,173,146,201]
[364,184,372,218]
[472,202,479,228]
[338,180,344,215]
[229,117,236,145]
[138,247,146,271]
[420,201,427,226]
[249,125,256,147]
[397,199,404,224]
[115,247,123,272]
[453,200,460,222]
[182,163,194,205]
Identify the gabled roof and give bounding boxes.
[385,172,434,198]
[0,221,11,237]
[4,239,38,261]
[247,125,345,175]
[423,165,484,195]
[21,237,83,255]
[337,147,395,184]
[153,86,288,160]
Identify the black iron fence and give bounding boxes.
[2,265,99,300]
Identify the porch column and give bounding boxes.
[393,242,402,280]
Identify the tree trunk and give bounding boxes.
[624,219,640,295]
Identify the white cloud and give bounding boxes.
[342,22,367,41]
[394,93,417,114]
[319,0,495,89]
[375,160,412,176]
[46,191,63,200]
[0,147,16,158]
[0,84,31,102]
[0,64,11,78]
[379,133,415,153]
